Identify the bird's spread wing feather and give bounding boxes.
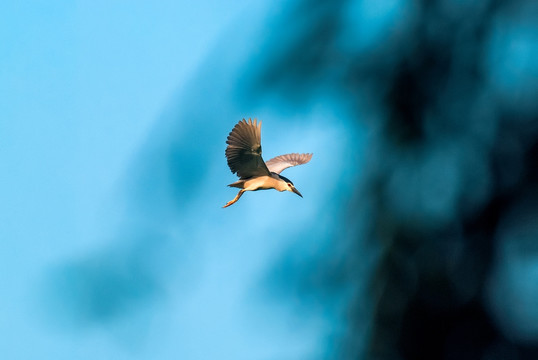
[266,153,313,174]
[225,118,270,178]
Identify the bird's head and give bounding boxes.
[279,175,302,198]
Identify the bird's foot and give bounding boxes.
[222,199,237,208]
[222,190,245,208]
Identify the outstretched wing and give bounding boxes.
[266,153,313,174]
[225,118,271,178]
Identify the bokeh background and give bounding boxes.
[2,0,538,359]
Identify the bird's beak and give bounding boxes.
[292,187,303,198]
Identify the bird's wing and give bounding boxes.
[225,118,271,178]
[266,153,313,174]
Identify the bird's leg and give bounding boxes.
[223,190,245,208]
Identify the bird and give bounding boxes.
[223,118,312,208]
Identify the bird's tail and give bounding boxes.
[227,180,245,188]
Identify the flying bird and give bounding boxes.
[223,118,313,208]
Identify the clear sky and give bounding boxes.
[1,1,349,359]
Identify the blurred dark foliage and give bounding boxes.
[246,0,538,359]
[46,232,171,326]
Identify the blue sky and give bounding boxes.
[0,1,351,359]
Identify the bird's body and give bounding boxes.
[223,118,312,208]
[229,173,290,192]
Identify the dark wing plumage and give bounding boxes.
[225,118,271,178]
[266,153,313,174]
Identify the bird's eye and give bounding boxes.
[287,183,292,187]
